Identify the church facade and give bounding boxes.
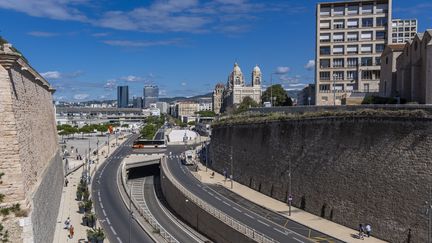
[213,63,262,113]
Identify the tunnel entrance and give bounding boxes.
[127,163,160,179]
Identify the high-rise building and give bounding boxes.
[132,96,143,108]
[391,19,417,44]
[315,0,392,105]
[143,85,159,108]
[212,83,225,114]
[117,86,129,108]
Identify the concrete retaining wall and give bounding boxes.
[160,166,254,243]
[210,117,432,243]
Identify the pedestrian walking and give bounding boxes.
[69,224,74,239]
[64,217,70,229]
[365,224,372,237]
[358,224,365,240]
[64,178,69,187]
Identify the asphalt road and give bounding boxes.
[92,135,155,243]
[166,145,344,243]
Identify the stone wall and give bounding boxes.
[211,117,432,242]
[0,45,62,242]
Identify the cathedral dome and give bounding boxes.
[253,65,261,73]
[233,63,242,73]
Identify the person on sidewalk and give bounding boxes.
[358,224,365,240]
[64,217,70,229]
[64,178,69,187]
[365,224,372,237]
[69,224,74,239]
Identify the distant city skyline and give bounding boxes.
[0,0,431,101]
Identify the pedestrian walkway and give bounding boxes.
[192,163,387,243]
[53,135,127,243]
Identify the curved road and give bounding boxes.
[92,135,155,243]
[166,145,343,243]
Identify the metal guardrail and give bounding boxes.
[120,161,179,243]
[161,156,277,243]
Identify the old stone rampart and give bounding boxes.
[211,113,432,242]
[0,43,62,242]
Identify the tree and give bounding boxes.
[195,110,216,117]
[261,84,293,106]
[236,96,259,113]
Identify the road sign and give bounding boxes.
[288,195,293,201]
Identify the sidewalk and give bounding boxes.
[53,135,127,243]
[192,163,387,243]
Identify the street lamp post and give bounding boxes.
[333,73,337,106]
[288,159,292,216]
[205,142,208,172]
[270,73,274,107]
[96,139,99,164]
[230,146,233,189]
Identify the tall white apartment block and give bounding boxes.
[315,0,392,105]
[391,19,417,43]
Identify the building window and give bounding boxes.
[319,84,330,91]
[363,83,370,92]
[376,44,385,53]
[320,46,331,55]
[362,18,373,27]
[320,33,331,42]
[362,71,373,80]
[361,57,373,66]
[320,59,330,68]
[347,71,358,80]
[334,84,344,91]
[333,45,344,55]
[347,32,358,41]
[347,19,359,28]
[361,44,373,54]
[376,31,386,40]
[320,72,331,80]
[320,20,331,29]
[347,58,358,67]
[376,17,387,27]
[386,57,389,64]
[376,4,388,13]
[334,20,345,29]
[347,45,358,54]
[375,57,381,66]
[333,58,344,68]
[347,5,359,15]
[321,96,329,101]
[320,7,330,16]
[346,84,355,91]
[362,4,373,14]
[361,31,372,40]
[333,33,344,42]
[374,70,381,79]
[333,6,345,16]
[333,71,344,80]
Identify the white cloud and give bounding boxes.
[102,39,181,48]
[275,66,290,74]
[41,71,62,79]
[28,31,59,37]
[0,0,88,21]
[91,32,110,37]
[304,60,315,71]
[73,93,89,100]
[181,82,187,86]
[120,75,143,82]
[104,79,116,90]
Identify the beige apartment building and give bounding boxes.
[175,101,199,120]
[315,0,392,105]
[391,19,417,44]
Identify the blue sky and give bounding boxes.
[0,0,431,101]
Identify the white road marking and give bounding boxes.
[244,213,254,219]
[106,217,111,225]
[208,192,214,196]
[110,225,117,235]
[100,203,104,209]
[293,237,305,243]
[222,201,231,206]
[102,209,107,216]
[232,207,241,212]
[98,191,100,197]
[257,219,270,227]
[197,184,201,188]
[274,227,289,235]
[215,196,221,200]
[98,196,101,202]
[117,237,123,243]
